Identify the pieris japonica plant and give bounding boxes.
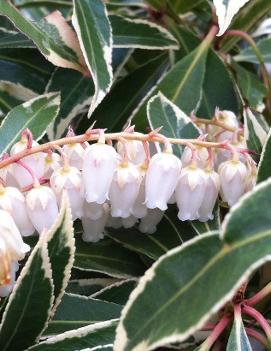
[1,0,271,350]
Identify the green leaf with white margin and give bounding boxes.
[257,129,271,184]
[46,67,94,139]
[243,107,269,153]
[132,32,212,124]
[0,2,88,74]
[147,92,200,157]
[92,279,137,305]
[213,0,251,36]
[74,236,146,278]
[110,15,178,50]
[235,37,271,64]
[28,319,118,351]
[0,92,60,155]
[226,311,252,351]
[72,0,113,117]
[46,192,75,313]
[0,89,23,114]
[114,179,271,351]
[0,238,54,351]
[44,293,122,334]
[0,27,34,48]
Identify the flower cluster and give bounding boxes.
[0,110,257,295]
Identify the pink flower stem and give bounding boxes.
[16,160,39,187]
[21,128,33,149]
[242,305,271,341]
[198,316,231,350]
[245,283,271,307]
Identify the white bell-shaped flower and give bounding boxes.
[215,138,246,169]
[0,186,35,236]
[210,110,239,136]
[43,152,61,179]
[11,140,46,188]
[175,166,206,221]
[117,136,145,165]
[50,166,84,220]
[83,201,104,220]
[26,185,59,234]
[139,208,164,234]
[122,215,137,228]
[0,165,18,187]
[83,143,117,204]
[63,143,85,170]
[168,192,176,204]
[106,214,122,229]
[145,152,182,211]
[181,146,209,169]
[218,159,248,206]
[198,169,220,222]
[132,178,148,219]
[109,162,141,218]
[0,261,18,297]
[82,204,109,242]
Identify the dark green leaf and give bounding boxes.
[0,92,60,154]
[244,107,268,153]
[235,37,271,64]
[257,129,271,184]
[0,28,34,48]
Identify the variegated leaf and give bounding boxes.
[72,0,113,117]
[214,0,251,36]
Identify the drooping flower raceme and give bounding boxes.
[218,159,248,206]
[26,185,59,234]
[83,143,117,204]
[50,166,84,220]
[109,161,141,218]
[145,152,182,211]
[175,165,206,221]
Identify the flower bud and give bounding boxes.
[139,208,164,234]
[210,110,239,136]
[218,159,248,206]
[122,215,137,228]
[83,143,117,204]
[198,169,220,222]
[26,185,59,234]
[83,201,104,220]
[109,162,141,218]
[82,204,109,242]
[43,152,61,179]
[117,137,145,165]
[145,152,182,211]
[0,186,35,236]
[181,146,209,169]
[11,140,46,188]
[63,143,85,170]
[50,166,84,220]
[175,166,206,221]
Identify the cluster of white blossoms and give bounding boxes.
[0,110,257,295]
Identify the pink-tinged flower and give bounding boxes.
[83,143,117,204]
[0,186,34,236]
[218,159,248,206]
[63,143,85,170]
[43,152,61,179]
[109,162,141,218]
[11,140,46,188]
[26,185,59,234]
[82,204,109,242]
[145,152,182,211]
[139,208,164,234]
[117,137,145,165]
[175,166,206,221]
[181,146,209,169]
[198,169,220,222]
[50,166,84,220]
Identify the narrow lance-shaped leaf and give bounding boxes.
[28,319,118,351]
[72,0,113,117]
[110,15,178,50]
[226,308,252,351]
[0,239,54,351]
[257,129,271,184]
[114,179,271,351]
[213,0,251,36]
[147,92,200,157]
[243,107,268,153]
[0,92,60,155]
[46,192,75,313]
[0,2,88,74]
